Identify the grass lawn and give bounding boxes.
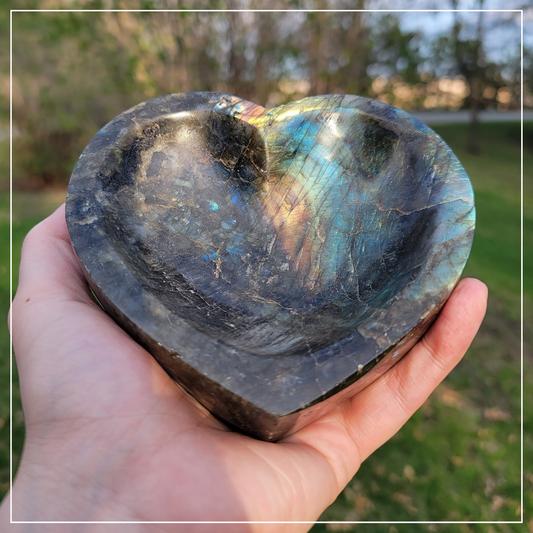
[0,188,68,496]
[312,122,531,531]
[0,122,530,530]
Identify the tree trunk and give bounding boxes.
[467,0,485,154]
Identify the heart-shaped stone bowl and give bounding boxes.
[66,92,474,441]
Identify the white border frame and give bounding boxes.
[8,7,524,527]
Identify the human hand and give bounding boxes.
[1,205,487,532]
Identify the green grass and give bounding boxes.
[313,122,530,531]
[0,123,530,529]
[0,189,67,494]
[438,122,531,317]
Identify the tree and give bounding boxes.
[451,0,485,154]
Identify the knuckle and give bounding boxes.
[419,334,450,375]
[383,364,417,418]
[20,223,42,258]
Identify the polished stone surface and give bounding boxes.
[66,92,475,441]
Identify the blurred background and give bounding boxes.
[1,0,532,530]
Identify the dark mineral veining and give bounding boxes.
[66,92,475,441]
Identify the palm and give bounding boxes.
[18,292,348,525]
[4,206,487,531]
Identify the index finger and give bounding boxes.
[15,204,94,307]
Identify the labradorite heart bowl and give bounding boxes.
[66,92,474,440]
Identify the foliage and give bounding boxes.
[4,4,528,187]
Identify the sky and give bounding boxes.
[366,0,530,63]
